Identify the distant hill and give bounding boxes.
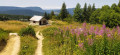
[0,6,44,16]
[0,9,44,16]
[25,7,44,12]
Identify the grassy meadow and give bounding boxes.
[0,20,29,32]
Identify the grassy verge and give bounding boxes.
[19,36,37,55]
[0,29,9,51]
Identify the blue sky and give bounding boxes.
[0,0,119,9]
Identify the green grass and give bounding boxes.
[19,36,37,55]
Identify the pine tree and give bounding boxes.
[118,0,120,7]
[73,3,82,22]
[59,2,68,20]
[82,3,87,22]
[88,4,92,12]
[44,12,49,20]
[92,3,96,11]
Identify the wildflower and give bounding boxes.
[54,31,57,35]
[83,22,86,27]
[66,27,69,30]
[112,28,116,34]
[79,28,83,32]
[107,33,112,38]
[117,26,120,35]
[76,31,81,37]
[88,38,93,46]
[78,43,83,49]
[84,32,88,36]
[98,29,104,36]
[95,27,99,35]
[102,24,106,29]
[89,26,94,35]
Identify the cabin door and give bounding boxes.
[39,21,41,25]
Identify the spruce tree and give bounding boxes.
[44,12,49,20]
[59,2,68,20]
[92,3,96,11]
[87,4,92,21]
[73,3,82,22]
[82,3,87,22]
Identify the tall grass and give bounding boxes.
[42,23,120,55]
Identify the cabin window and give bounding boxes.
[33,21,36,23]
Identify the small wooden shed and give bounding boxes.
[30,15,48,25]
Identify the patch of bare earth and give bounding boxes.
[35,31,44,55]
[0,33,20,55]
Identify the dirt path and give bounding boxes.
[0,33,20,55]
[35,31,44,55]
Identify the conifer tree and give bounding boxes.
[82,3,87,22]
[87,4,92,21]
[59,2,68,20]
[73,3,82,22]
[92,3,96,11]
[44,12,50,20]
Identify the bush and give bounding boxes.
[19,26,35,37]
[90,8,120,28]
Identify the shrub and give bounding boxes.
[19,26,35,37]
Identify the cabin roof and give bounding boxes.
[30,15,43,21]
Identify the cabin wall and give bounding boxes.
[30,21,39,25]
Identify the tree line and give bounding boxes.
[44,1,120,28]
[0,14,31,21]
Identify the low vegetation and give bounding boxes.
[19,36,37,55]
[0,28,9,51]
